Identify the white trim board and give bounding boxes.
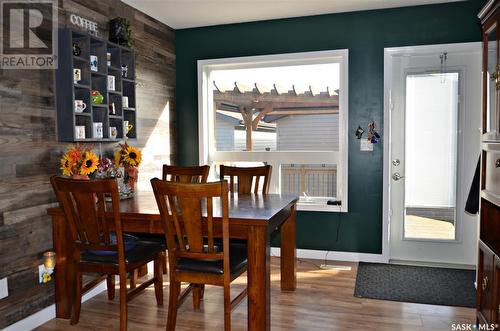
[3,281,107,331]
[197,49,350,213]
[270,247,387,263]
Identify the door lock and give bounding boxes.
[392,159,400,166]
[392,173,404,181]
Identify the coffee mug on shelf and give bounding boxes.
[122,96,129,108]
[74,100,86,113]
[109,126,118,139]
[124,120,133,136]
[121,64,128,78]
[93,122,103,139]
[90,55,98,72]
[75,126,85,139]
[73,68,81,83]
[72,43,81,57]
[107,75,116,91]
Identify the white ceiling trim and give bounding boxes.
[122,0,463,30]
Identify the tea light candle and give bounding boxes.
[43,251,56,271]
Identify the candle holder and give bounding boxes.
[39,251,56,283]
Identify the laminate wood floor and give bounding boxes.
[36,258,474,331]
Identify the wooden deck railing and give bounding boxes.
[281,164,337,197]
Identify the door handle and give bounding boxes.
[482,276,489,291]
[392,173,404,181]
[491,64,500,89]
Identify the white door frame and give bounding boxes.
[382,42,481,264]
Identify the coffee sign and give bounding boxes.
[70,14,98,34]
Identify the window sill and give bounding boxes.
[296,200,346,213]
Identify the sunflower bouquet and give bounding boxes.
[114,142,142,168]
[60,145,99,178]
[114,142,142,192]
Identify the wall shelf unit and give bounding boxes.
[476,0,500,327]
[56,28,137,142]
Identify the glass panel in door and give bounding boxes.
[404,72,459,240]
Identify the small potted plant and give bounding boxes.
[109,17,133,48]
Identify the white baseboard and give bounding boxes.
[271,247,388,263]
[389,259,476,270]
[4,280,108,331]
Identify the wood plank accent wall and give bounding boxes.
[0,1,175,328]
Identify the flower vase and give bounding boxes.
[123,165,138,193]
[72,174,90,180]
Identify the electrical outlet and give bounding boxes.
[0,277,8,299]
[38,265,45,284]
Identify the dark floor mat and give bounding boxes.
[354,262,476,307]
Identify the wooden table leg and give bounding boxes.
[247,226,270,331]
[280,205,296,291]
[52,213,76,319]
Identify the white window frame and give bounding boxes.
[197,50,349,212]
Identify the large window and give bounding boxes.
[198,50,348,212]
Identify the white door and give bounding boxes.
[385,43,481,265]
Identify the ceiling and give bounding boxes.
[122,0,462,29]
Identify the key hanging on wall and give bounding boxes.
[367,121,380,144]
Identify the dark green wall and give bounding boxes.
[176,1,484,254]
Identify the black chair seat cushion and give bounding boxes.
[176,243,247,276]
[127,234,246,251]
[81,240,164,265]
[87,233,139,256]
[127,233,166,250]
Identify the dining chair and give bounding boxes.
[162,164,210,183]
[219,164,272,194]
[151,179,248,331]
[50,176,164,331]
[129,165,211,285]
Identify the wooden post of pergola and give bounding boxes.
[239,106,253,151]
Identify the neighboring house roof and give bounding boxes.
[216,111,241,125]
[217,110,276,132]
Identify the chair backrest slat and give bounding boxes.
[167,195,186,251]
[162,165,210,183]
[219,165,272,194]
[151,179,229,265]
[50,176,123,255]
[72,191,101,243]
[207,198,214,253]
[178,195,204,253]
[229,176,235,192]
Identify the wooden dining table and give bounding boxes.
[47,191,298,331]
